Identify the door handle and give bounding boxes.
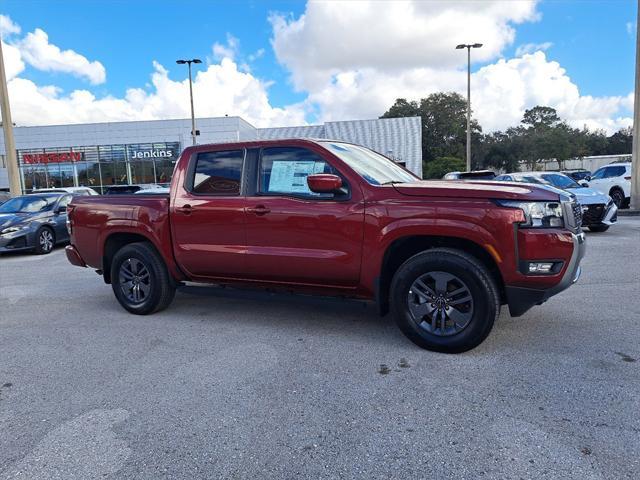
[176,204,193,215]
[246,205,270,216]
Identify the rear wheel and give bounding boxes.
[588,224,610,232]
[609,188,625,208]
[390,248,499,353]
[111,242,175,314]
[34,227,55,254]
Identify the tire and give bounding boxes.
[34,226,55,254]
[588,224,609,233]
[110,242,176,315]
[390,248,499,353]
[609,188,625,208]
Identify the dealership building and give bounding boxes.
[0,115,422,193]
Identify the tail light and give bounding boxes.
[66,205,75,235]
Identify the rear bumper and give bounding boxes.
[65,245,86,267]
[506,231,586,317]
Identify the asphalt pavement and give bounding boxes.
[1,218,639,479]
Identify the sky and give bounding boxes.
[0,0,637,134]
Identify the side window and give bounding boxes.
[591,168,605,180]
[607,166,626,178]
[192,150,244,195]
[58,195,72,210]
[259,147,339,198]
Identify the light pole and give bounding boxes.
[0,40,21,196]
[631,0,640,209]
[176,58,202,146]
[456,43,483,172]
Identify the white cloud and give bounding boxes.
[626,21,635,36]
[1,40,25,80]
[270,0,540,91]
[17,28,106,84]
[212,33,239,61]
[7,58,307,128]
[515,41,552,56]
[269,1,631,134]
[0,14,20,38]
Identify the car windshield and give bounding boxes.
[0,195,57,213]
[321,141,418,185]
[541,173,580,189]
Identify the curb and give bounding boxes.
[618,209,640,216]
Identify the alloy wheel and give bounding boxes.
[119,258,152,304]
[39,230,54,252]
[407,271,474,336]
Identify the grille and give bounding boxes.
[582,203,605,226]
[569,201,582,230]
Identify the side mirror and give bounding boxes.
[579,180,589,187]
[585,175,591,181]
[55,206,67,214]
[307,174,343,194]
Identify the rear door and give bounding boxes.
[243,145,365,287]
[170,148,248,280]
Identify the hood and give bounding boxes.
[0,212,39,230]
[567,187,611,205]
[392,180,561,202]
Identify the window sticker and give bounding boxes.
[268,160,326,194]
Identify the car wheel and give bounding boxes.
[390,248,499,353]
[609,188,625,208]
[588,224,610,232]
[111,242,176,315]
[34,227,55,254]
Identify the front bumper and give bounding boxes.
[506,231,586,317]
[0,231,33,253]
[581,201,617,226]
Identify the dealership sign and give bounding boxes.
[23,152,83,164]
[130,149,174,159]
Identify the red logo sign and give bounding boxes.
[23,152,83,164]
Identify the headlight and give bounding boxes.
[0,226,24,235]
[497,200,564,228]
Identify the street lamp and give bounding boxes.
[176,58,202,146]
[456,43,483,171]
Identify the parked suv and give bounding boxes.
[494,172,617,232]
[588,163,632,208]
[66,139,585,353]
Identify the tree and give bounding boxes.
[522,106,561,130]
[382,92,481,175]
[606,126,633,155]
[423,157,466,179]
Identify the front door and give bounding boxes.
[171,148,248,280]
[244,146,364,287]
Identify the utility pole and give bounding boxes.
[0,39,21,196]
[456,43,483,172]
[631,0,640,209]
[176,58,202,146]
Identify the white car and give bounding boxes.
[587,162,632,208]
[34,187,100,196]
[494,171,617,232]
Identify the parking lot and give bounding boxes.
[0,217,638,479]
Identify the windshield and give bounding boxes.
[541,173,580,189]
[0,195,57,213]
[321,142,418,185]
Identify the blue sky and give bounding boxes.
[1,0,637,132]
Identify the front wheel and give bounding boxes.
[34,227,55,254]
[609,189,625,208]
[111,242,176,315]
[588,224,610,233]
[390,248,499,353]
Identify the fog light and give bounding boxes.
[528,262,554,274]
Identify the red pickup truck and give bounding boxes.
[66,139,585,352]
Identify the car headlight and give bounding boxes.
[0,226,24,235]
[496,200,564,228]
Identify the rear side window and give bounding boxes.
[192,150,244,195]
[605,166,626,178]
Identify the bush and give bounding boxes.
[423,157,466,179]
